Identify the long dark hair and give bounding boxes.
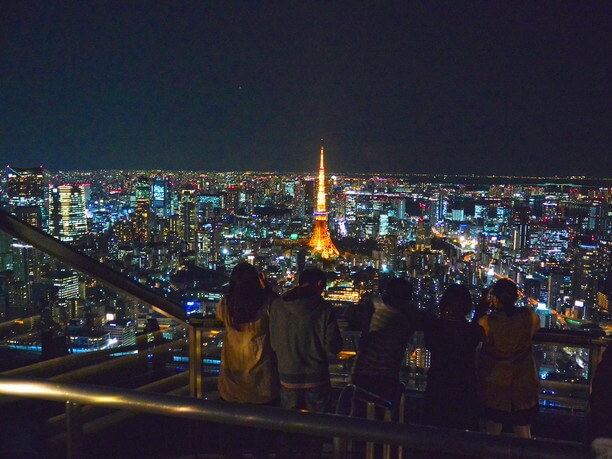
[226,262,266,329]
[439,284,472,319]
[491,279,519,316]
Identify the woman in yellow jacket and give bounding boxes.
[216,262,279,457]
[478,278,540,438]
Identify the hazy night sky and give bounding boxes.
[1,1,610,176]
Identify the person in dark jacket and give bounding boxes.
[269,267,343,458]
[418,284,482,430]
[352,277,415,407]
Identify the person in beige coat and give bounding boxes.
[478,279,540,438]
[216,262,279,457]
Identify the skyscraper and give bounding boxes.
[180,188,198,250]
[309,145,339,259]
[52,185,88,242]
[152,175,171,218]
[6,166,45,207]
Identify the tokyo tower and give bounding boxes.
[309,145,340,259]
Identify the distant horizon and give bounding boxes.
[7,165,610,185]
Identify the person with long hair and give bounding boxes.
[477,278,540,438]
[216,262,279,457]
[420,284,482,430]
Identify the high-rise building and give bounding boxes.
[394,198,406,221]
[291,180,306,219]
[199,194,223,220]
[309,145,339,260]
[180,188,198,250]
[303,179,316,217]
[134,176,150,201]
[12,207,43,291]
[132,198,151,243]
[224,186,241,214]
[6,166,45,208]
[571,243,601,318]
[547,272,569,311]
[48,186,62,238]
[512,206,531,259]
[152,175,171,218]
[536,221,570,260]
[51,270,81,324]
[53,185,88,242]
[103,319,137,347]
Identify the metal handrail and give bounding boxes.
[0,208,210,397]
[0,376,589,459]
[335,384,400,459]
[0,208,186,325]
[533,329,610,347]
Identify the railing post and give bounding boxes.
[334,385,358,459]
[188,317,205,399]
[65,401,83,459]
[397,391,405,459]
[365,402,376,459]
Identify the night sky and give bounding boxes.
[1,1,610,176]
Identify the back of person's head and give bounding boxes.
[299,268,327,288]
[439,284,473,319]
[491,279,519,315]
[383,277,413,311]
[227,262,265,328]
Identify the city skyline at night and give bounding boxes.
[1,3,611,456]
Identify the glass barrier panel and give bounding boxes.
[0,226,188,393]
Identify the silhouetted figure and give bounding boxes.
[418,284,482,430]
[352,278,415,407]
[589,346,612,457]
[270,268,342,459]
[478,279,540,438]
[216,262,279,458]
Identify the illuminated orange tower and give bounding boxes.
[309,145,340,259]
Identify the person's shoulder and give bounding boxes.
[477,314,489,326]
[319,298,337,315]
[216,297,227,321]
[268,295,285,314]
[519,306,538,320]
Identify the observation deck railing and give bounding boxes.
[0,375,590,459]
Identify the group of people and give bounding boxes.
[216,263,341,458]
[215,262,542,457]
[353,277,541,438]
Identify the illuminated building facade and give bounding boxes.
[51,270,81,324]
[512,205,531,259]
[308,146,339,259]
[132,198,151,242]
[103,319,137,347]
[6,166,45,208]
[50,185,88,242]
[180,188,198,250]
[152,175,171,217]
[571,243,602,318]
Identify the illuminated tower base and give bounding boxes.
[309,217,339,260]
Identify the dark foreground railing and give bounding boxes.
[0,376,589,459]
[0,208,210,399]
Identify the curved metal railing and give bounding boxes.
[0,376,590,459]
